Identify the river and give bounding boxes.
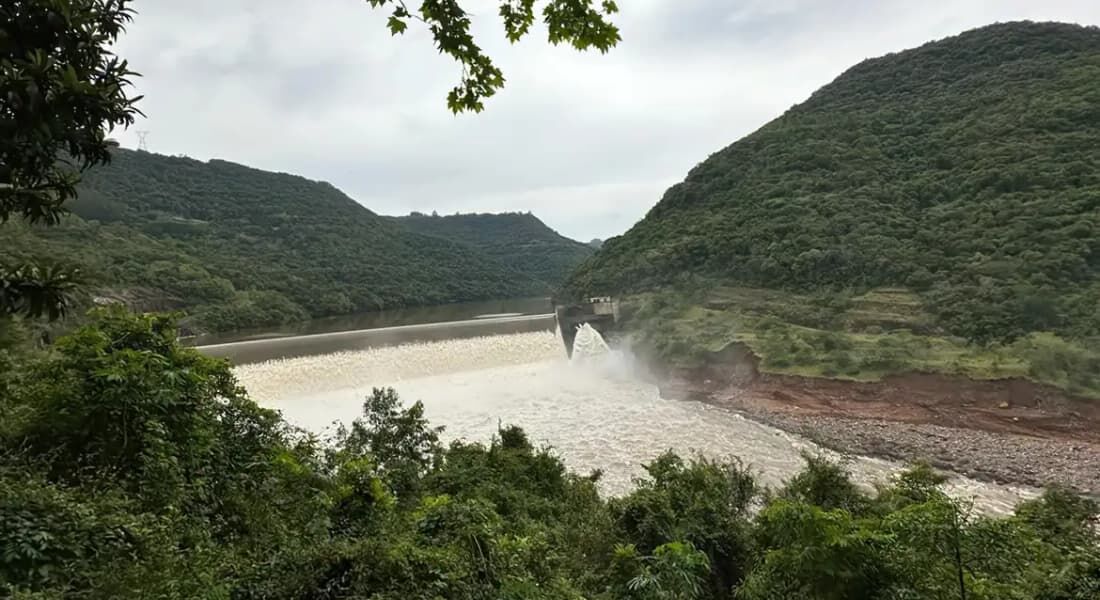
[202,299,1037,513]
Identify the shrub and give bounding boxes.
[779,453,871,515]
[1015,333,1100,394]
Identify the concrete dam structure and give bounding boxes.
[554,297,620,357]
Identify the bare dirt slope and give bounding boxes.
[658,344,1100,495]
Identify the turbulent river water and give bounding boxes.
[229,322,1037,513]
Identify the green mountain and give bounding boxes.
[2,150,548,333]
[566,22,1100,345]
[392,212,594,287]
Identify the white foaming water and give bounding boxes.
[570,323,611,359]
[234,330,1037,513]
[235,331,562,403]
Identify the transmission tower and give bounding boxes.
[137,130,150,151]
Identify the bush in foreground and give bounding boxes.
[1,309,1097,598]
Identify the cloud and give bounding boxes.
[111,0,1100,240]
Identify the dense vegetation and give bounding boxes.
[624,286,1100,398]
[566,22,1100,347]
[2,310,1098,599]
[2,149,559,334]
[394,212,594,288]
[4,6,1098,598]
[0,0,141,322]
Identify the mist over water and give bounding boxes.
[234,328,1037,513]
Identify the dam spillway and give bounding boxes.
[226,322,1038,513]
[198,312,556,364]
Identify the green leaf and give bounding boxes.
[387,15,408,35]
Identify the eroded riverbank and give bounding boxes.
[656,343,1100,496]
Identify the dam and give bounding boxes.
[209,302,1038,512]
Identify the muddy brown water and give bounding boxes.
[200,307,1038,512]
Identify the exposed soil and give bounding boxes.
[655,343,1100,496]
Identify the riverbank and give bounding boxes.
[656,343,1100,496]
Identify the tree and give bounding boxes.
[611,542,711,600]
[0,0,141,225]
[329,387,444,505]
[0,263,80,322]
[374,0,621,112]
[1,0,141,319]
[612,452,757,597]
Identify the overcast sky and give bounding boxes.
[111,0,1100,241]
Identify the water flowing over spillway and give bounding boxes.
[570,323,611,359]
[235,331,562,403]
[234,328,1037,512]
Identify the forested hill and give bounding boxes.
[2,149,549,333]
[392,212,594,287]
[565,21,1100,343]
